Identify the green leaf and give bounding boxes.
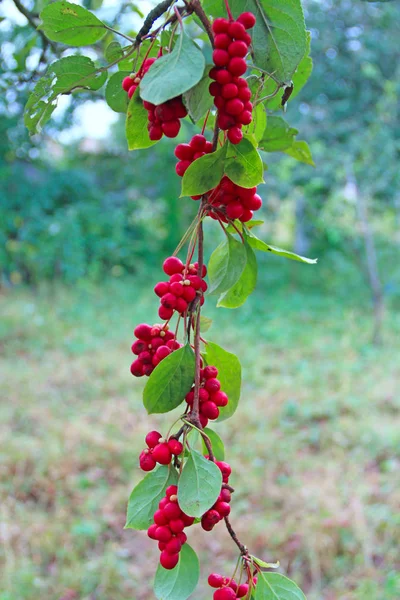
[226,219,264,234]
[202,0,225,17]
[283,141,315,166]
[247,103,267,143]
[24,56,107,134]
[183,65,214,122]
[105,41,124,62]
[126,91,157,151]
[181,144,227,197]
[105,71,129,113]
[125,466,178,530]
[260,116,298,152]
[200,315,213,333]
[247,234,317,264]
[231,0,306,83]
[140,31,205,105]
[208,231,247,296]
[225,136,264,188]
[177,449,222,517]
[143,344,195,414]
[251,556,280,569]
[154,543,199,600]
[202,427,225,461]
[254,573,307,600]
[204,342,241,421]
[39,1,107,46]
[218,236,258,308]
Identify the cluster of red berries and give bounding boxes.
[144,96,188,141]
[208,176,262,223]
[208,573,257,599]
[147,485,195,570]
[185,365,228,427]
[154,256,207,321]
[139,430,183,472]
[121,57,156,99]
[174,134,214,178]
[130,323,181,378]
[201,460,232,531]
[210,12,256,145]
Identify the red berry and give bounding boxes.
[168,439,183,456]
[209,81,222,97]
[164,502,182,520]
[175,297,189,313]
[228,57,247,76]
[214,95,226,110]
[204,378,221,392]
[215,501,231,517]
[169,97,188,118]
[222,83,238,99]
[199,388,210,402]
[202,509,220,527]
[227,126,243,144]
[225,98,244,116]
[175,160,191,177]
[162,120,181,138]
[214,588,236,600]
[155,345,171,360]
[147,523,158,539]
[217,113,236,130]
[163,256,184,275]
[213,49,230,67]
[122,75,134,91]
[174,143,194,160]
[130,359,144,377]
[143,364,154,376]
[204,365,218,379]
[127,85,137,98]
[238,86,252,102]
[160,550,179,570]
[181,513,195,527]
[244,101,253,112]
[159,497,168,510]
[158,541,166,551]
[214,33,231,49]
[182,286,196,303]
[215,69,232,85]
[228,21,247,40]
[131,340,147,354]
[208,573,224,588]
[240,209,253,222]
[177,531,187,544]
[155,525,172,543]
[237,12,256,29]
[228,40,249,58]
[237,110,252,125]
[152,443,172,465]
[199,414,209,428]
[145,430,162,448]
[134,323,152,340]
[165,485,177,498]
[220,488,231,503]
[143,100,154,110]
[154,281,169,297]
[190,134,207,151]
[169,518,185,534]
[139,450,156,471]
[201,401,220,420]
[216,461,231,479]
[244,193,262,210]
[212,18,230,34]
[211,391,229,407]
[149,125,163,140]
[165,537,182,554]
[169,273,183,283]
[226,201,244,220]
[154,509,168,526]
[161,293,177,309]
[237,583,249,598]
[138,350,152,364]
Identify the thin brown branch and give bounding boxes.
[224,516,248,556]
[189,0,214,46]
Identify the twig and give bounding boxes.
[189,0,214,46]
[224,516,248,556]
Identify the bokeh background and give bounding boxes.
[1,0,400,599]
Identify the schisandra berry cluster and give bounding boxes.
[185,365,229,427]
[210,12,256,145]
[208,573,258,599]
[130,323,181,378]
[154,256,207,321]
[208,176,262,222]
[147,485,195,570]
[139,430,183,471]
[201,460,232,530]
[174,134,214,178]
[122,57,155,98]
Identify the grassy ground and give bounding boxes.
[1,258,399,600]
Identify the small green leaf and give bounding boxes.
[260,116,298,152]
[247,103,267,143]
[125,466,178,530]
[39,1,107,46]
[140,31,205,105]
[283,140,315,166]
[154,543,199,600]
[105,71,130,113]
[200,315,213,333]
[254,573,307,600]
[202,427,225,461]
[226,220,264,233]
[178,449,222,517]
[208,231,247,296]
[143,344,195,414]
[105,41,124,62]
[181,144,227,197]
[225,136,264,188]
[251,556,280,569]
[247,234,317,264]
[204,342,242,421]
[183,65,214,122]
[218,236,258,308]
[126,91,157,151]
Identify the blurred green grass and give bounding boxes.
[1,258,399,600]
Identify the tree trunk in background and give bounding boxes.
[294,194,311,256]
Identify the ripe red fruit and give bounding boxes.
[139,450,156,471]
[208,573,224,588]
[182,286,196,303]
[161,293,177,309]
[174,143,194,160]
[134,323,152,340]
[209,81,222,97]
[228,40,249,58]
[227,126,243,144]
[222,83,238,99]
[159,497,168,510]
[169,518,185,534]
[168,439,183,456]
[199,414,209,428]
[213,49,230,67]
[226,201,244,220]
[181,513,195,527]
[127,85,137,99]
[130,359,144,377]
[236,583,249,598]
[228,21,247,39]
[215,501,231,517]
[154,509,168,526]
[201,401,220,420]
[225,98,245,116]
[216,461,232,479]
[122,76,134,91]
[215,33,232,49]
[175,160,191,177]
[204,378,221,392]
[241,209,253,222]
[238,86,252,102]
[237,110,252,125]
[162,119,181,138]
[165,537,182,554]
[220,488,231,503]
[228,57,247,76]
[158,306,174,320]
[244,193,262,210]
[145,430,162,448]
[177,531,187,544]
[155,345,171,360]
[199,388,210,402]
[215,69,232,85]
[163,501,182,520]
[166,485,178,498]
[160,550,179,570]
[155,526,173,542]
[163,256,184,275]
[212,17,230,34]
[214,588,236,600]
[131,340,147,354]
[154,281,169,297]
[149,125,163,140]
[152,443,172,465]
[237,11,256,29]
[190,134,207,151]
[203,509,220,526]
[147,523,158,539]
[175,297,189,313]
[204,365,218,379]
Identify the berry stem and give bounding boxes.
[189,0,214,46]
[182,418,215,462]
[223,0,234,21]
[224,515,248,556]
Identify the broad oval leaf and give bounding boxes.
[225,136,264,188]
[202,427,225,461]
[217,237,258,308]
[105,71,130,113]
[260,116,298,152]
[140,32,205,105]
[181,144,227,197]
[39,1,107,46]
[143,344,195,414]
[183,65,214,122]
[283,140,315,166]
[177,449,222,517]
[105,41,123,63]
[125,466,178,530]
[254,573,306,600]
[247,234,317,264]
[154,543,199,600]
[208,231,247,296]
[204,341,241,421]
[126,91,158,151]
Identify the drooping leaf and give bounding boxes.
[154,543,199,600]
[105,41,124,62]
[125,466,178,530]
[126,90,157,151]
[283,140,315,166]
[105,71,130,113]
[247,103,267,143]
[24,56,107,134]
[247,233,317,264]
[231,0,307,83]
[251,556,280,569]
[39,1,107,46]
[254,573,307,600]
[260,116,298,152]
[183,65,214,122]
[140,31,205,105]
[181,144,227,197]
[226,219,264,234]
[218,236,258,308]
[225,136,264,188]
[208,231,247,296]
[178,449,222,517]
[204,342,242,421]
[202,427,225,461]
[143,344,195,414]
